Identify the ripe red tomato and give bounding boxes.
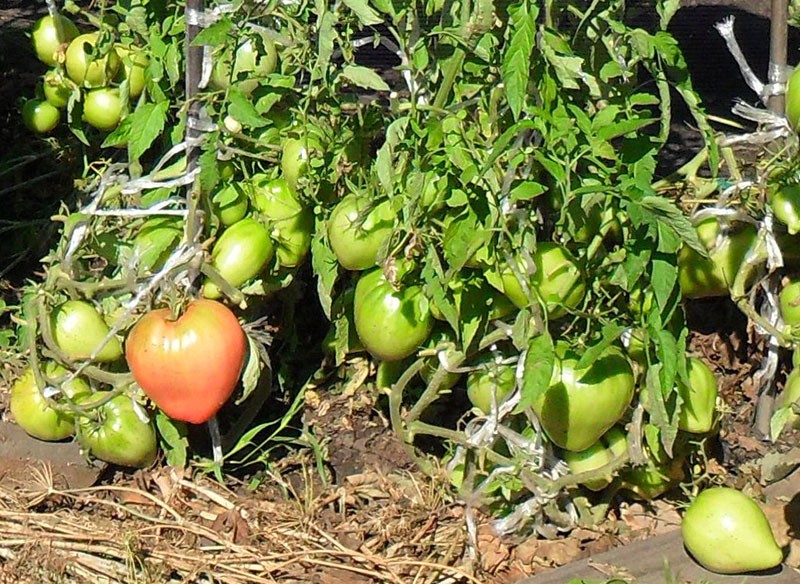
[125,299,247,423]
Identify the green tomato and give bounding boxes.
[31,14,79,66]
[115,44,149,98]
[677,357,718,434]
[770,184,800,235]
[353,268,433,362]
[533,343,635,452]
[132,217,182,273]
[562,426,627,491]
[210,182,249,227]
[682,487,783,574]
[251,176,313,268]
[76,392,158,468]
[83,88,123,131]
[43,69,74,109]
[466,357,516,414]
[281,135,318,190]
[678,218,756,299]
[65,33,121,87]
[786,65,800,131]
[210,30,278,96]
[620,455,685,501]
[22,99,60,134]
[779,278,800,326]
[202,218,275,299]
[777,368,800,430]
[327,194,395,270]
[51,299,123,362]
[10,364,91,441]
[419,328,462,390]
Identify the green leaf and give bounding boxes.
[650,255,678,315]
[191,17,233,47]
[501,1,537,119]
[119,100,169,161]
[228,89,267,128]
[311,228,339,319]
[238,335,263,404]
[636,196,705,256]
[313,10,336,81]
[198,145,220,195]
[770,406,795,441]
[342,0,383,25]
[156,412,189,468]
[339,64,390,91]
[518,332,555,412]
[576,323,626,370]
[376,117,409,195]
[596,117,658,141]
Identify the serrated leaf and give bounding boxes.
[635,196,706,256]
[313,10,336,81]
[156,412,189,468]
[576,324,626,370]
[650,256,678,315]
[518,332,554,412]
[376,117,408,195]
[501,1,537,119]
[596,117,658,141]
[311,228,339,319]
[342,0,383,25]
[228,89,267,128]
[199,145,220,194]
[120,100,169,161]
[191,18,233,47]
[237,335,263,404]
[340,65,390,91]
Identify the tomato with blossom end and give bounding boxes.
[125,299,247,423]
[31,14,79,66]
[202,218,274,299]
[327,194,394,271]
[65,33,121,87]
[83,88,123,131]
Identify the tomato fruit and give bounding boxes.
[327,194,394,270]
[562,426,627,491]
[43,69,73,109]
[76,392,158,467]
[202,218,274,299]
[132,216,182,273]
[779,277,800,326]
[251,176,313,267]
[10,364,90,441]
[620,449,685,500]
[419,328,462,390]
[115,44,149,98]
[51,299,123,362]
[786,65,800,131]
[281,135,318,190]
[770,184,800,235]
[676,357,718,434]
[22,99,60,134]
[678,218,756,299]
[125,299,247,424]
[31,14,79,66]
[65,33,121,87]
[210,30,278,95]
[466,358,516,414]
[682,487,783,574]
[83,88,123,131]
[210,182,249,227]
[777,368,800,429]
[353,268,433,361]
[533,343,635,452]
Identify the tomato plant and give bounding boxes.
[353,268,433,362]
[682,487,783,574]
[76,392,158,467]
[31,14,79,67]
[22,99,60,134]
[125,299,247,424]
[202,217,274,299]
[533,343,635,452]
[65,33,121,88]
[10,364,90,441]
[327,194,395,271]
[251,176,313,268]
[83,87,123,131]
[51,299,123,362]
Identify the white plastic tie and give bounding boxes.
[715,17,766,101]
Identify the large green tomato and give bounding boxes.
[676,357,718,434]
[327,194,395,270]
[562,426,627,491]
[31,14,79,66]
[779,277,800,326]
[251,176,313,268]
[65,33,121,87]
[132,216,182,273]
[22,99,60,134]
[682,487,783,574]
[786,65,800,131]
[210,182,249,227]
[678,218,756,299]
[353,268,433,361]
[10,364,91,441]
[210,30,278,95]
[281,135,320,190]
[533,343,635,452]
[83,88,123,131]
[202,218,275,299]
[51,299,123,362]
[466,357,516,414]
[770,184,800,235]
[76,392,158,468]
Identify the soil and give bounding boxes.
[1,3,800,584]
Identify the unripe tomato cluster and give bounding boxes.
[23,13,150,134]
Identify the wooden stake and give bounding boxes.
[768,0,789,114]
